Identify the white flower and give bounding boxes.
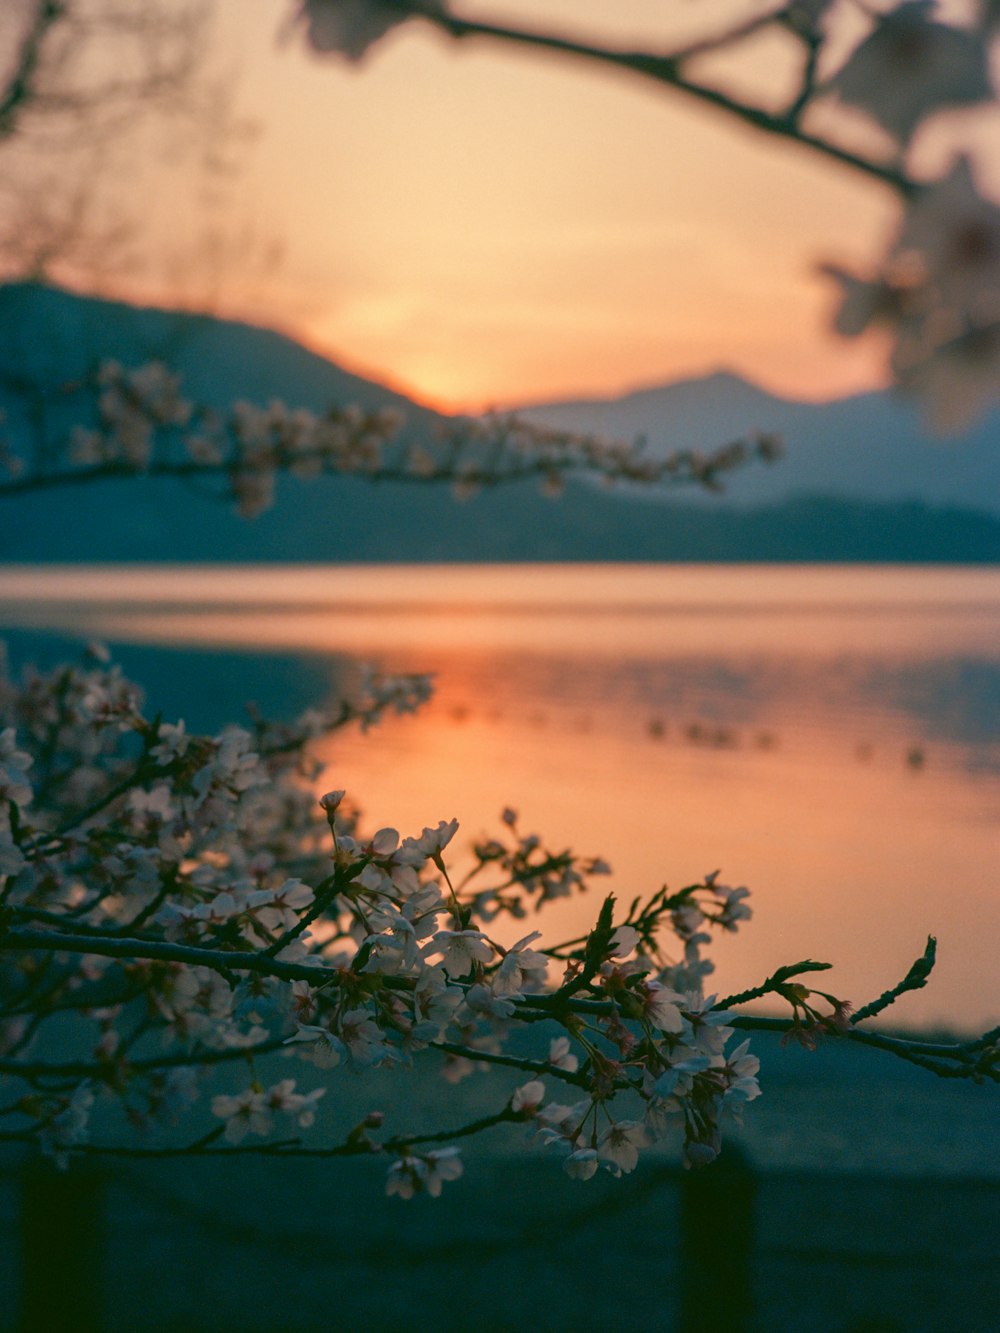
[510,1080,546,1114]
[285,1023,344,1068]
[128,784,176,822]
[493,931,548,995]
[151,721,190,764]
[896,323,1000,432]
[608,925,640,957]
[412,965,463,1039]
[681,994,735,1058]
[642,981,685,1033]
[192,727,262,801]
[827,1,993,143]
[362,915,421,974]
[430,928,493,977]
[339,1007,389,1066]
[563,1148,599,1181]
[548,1036,579,1073]
[715,884,752,931]
[405,818,460,861]
[651,1052,713,1103]
[252,877,314,935]
[421,1146,464,1196]
[536,1099,587,1135]
[684,1140,720,1169]
[265,1078,326,1127]
[822,266,910,338]
[897,158,1000,318]
[211,1087,271,1143]
[597,1120,647,1175]
[828,157,1000,429]
[724,1040,762,1106]
[369,826,400,856]
[671,903,706,940]
[185,433,224,465]
[464,981,516,1020]
[386,1146,463,1199]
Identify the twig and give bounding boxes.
[852,937,937,1024]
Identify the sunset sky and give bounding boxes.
[75,2,997,412]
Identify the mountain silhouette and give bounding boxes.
[0,283,996,563]
[519,369,1000,515]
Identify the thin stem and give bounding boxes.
[0,1035,287,1082]
[388,1106,515,1149]
[852,937,937,1024]
[0,926,332,985]
[431,1039,589,1089]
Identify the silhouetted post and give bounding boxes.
[19,1161,103,1333]
[679,1147,756,1332]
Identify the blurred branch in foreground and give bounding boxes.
[292,0,1000,432]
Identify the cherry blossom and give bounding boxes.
[211,1088,272,1143]
[641,981,686,1033]
[297,0,416,63]
[896,323,1000,432]
[493,932,549,995]
[386,1146,464,1199]
[895,157,1000,317]
[827,155,1000,430]
[285,1024,345,1068]
[429,928,494,977]
[511,1080,547,1115]
[548,1037,579,1073]
[563,1148,600,1181]
[827,1,994,144]
[597,1121,648,1176]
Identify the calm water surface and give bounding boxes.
[2,563,998,1030]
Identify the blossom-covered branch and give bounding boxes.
[0,647,995,1195]
[0,359,782,516]
[294,0,994,186]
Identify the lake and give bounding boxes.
[1,562,998,1032]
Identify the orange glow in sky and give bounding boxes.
[79,3,930,411]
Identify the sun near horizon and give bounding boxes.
[18,1,911,415]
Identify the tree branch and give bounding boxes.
[410,5,912,196]
[0,1,66,141]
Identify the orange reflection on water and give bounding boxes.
[3,563,998,1030]
[3,564,999,660]
[319,646,1000,1033]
